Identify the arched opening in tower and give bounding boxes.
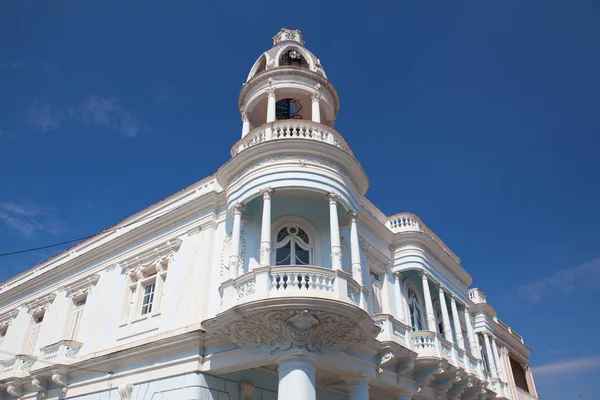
[279,49,309,68]
[276,98,303,120]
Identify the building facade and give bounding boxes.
[0,29,538,400]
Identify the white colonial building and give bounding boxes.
[0,29,538,400]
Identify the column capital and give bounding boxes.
[419,270,429,279]
[232,202,245,215]
[311,92,322,103]
[260,187,273,199]
[450,293,458,300]
[266,87,278,98]
[348,210,358,220]
[241,112,249,122]
[327,192,341,205]
[437,284,446,292]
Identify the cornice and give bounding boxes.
[24,293,56,315]
[120,238,182,273]
[0,190,222,309]
[240,67,340,114]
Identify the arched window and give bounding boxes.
[279,49,309,68]
[406,282,424,332]
[275,225,311,266]
[433,300,444,334]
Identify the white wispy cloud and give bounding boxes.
[0,129,16,140]
[533,355,600,378]
[72,95,145,138]
[0,200,66,238]
[518,258,600,302]
[23,100,63,132]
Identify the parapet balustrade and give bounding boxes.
[387,212,460,263]
[231,120,354,156]
[220,265,362,310]
[372,314,410,348]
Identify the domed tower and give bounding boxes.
[210,31,377,382]
[239,28,338,136]
[218,28,369,278]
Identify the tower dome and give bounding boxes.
[237,28,340,140]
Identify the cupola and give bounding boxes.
[237,28,340,141]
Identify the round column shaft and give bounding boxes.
[267,89,277,123]
[348,380,369,400]
[229,203,244,279]
[420,271,436,331]
[328,193,342,270]
[259,188,273,267]
[277,358,316,400]
[311,92,321,123]
[450,296,465,350]
[438,286,454,341]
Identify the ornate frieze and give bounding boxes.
[63,274,100,299]
[25,293,56,316]
[217,309,367,354]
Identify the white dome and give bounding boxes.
[246,28,327,82]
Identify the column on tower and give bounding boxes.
[420,271,436,331]
[259,188,273,267]
[311,92,321,123]
[438,285,454,341]
[266,88,277,123]
[328,193,342,270]
[450,295,465,350]
[229,203,244,279]
[277,355,316,400]
[241,112,250,137]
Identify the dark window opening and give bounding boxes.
[510,357,530,393]
[279,49,309,68]
[276,98,303,120]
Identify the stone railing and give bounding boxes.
[410,330,439,358]
[0,354,37,380]
[468,288,487,303]
[231,120,354,156]
[39,340,83,364]
[372,314,410,347]
[515,387,537,400]
[220,265,363,311]
[387,212,460,263]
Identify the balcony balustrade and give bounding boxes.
[0,354,37,379]
[231,120,354,156]
[39,340,82,364]
[372,314,410,348]
[220,265,361,311]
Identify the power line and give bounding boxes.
[0,199,193,258]
[0,236,96,257]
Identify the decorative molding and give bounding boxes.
[118,383,134,400]
[240,380,255,400]
[64,274,100,299]
[0,308,19,328]
[376,352,395,375]
[221,309,366,354]
[25,293,56,316]
[6,381,21,398]
[31,376,47,399]
[121,238,182,280]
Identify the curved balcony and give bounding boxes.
[231,120,354,157]
[219,265,361,310]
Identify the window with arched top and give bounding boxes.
[279,49,309,68]
[433,300,444,335]
[405,281,424,331]
[275,225,312,266]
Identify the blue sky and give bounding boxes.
[1,1,599,398]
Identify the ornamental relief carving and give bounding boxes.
[221,309,366,354]
[220,231,247,277]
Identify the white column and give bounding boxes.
[348,380,369,400]
[328,193,342,270]
[483,332,498,378]
[277,357,316,400]
[464,306,478,355]
[266,88,277,123]
[259,188,273,267]
[393,273,406,323]
[450,296,465,350]
[420,271,435,331]
[349,212,362,284]
[241,112,250,137]
[311,92,321,123]
[437,285,453,341]
[491,335,504,379]
[229,203,244,280]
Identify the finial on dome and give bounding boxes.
[272,28,306,47]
